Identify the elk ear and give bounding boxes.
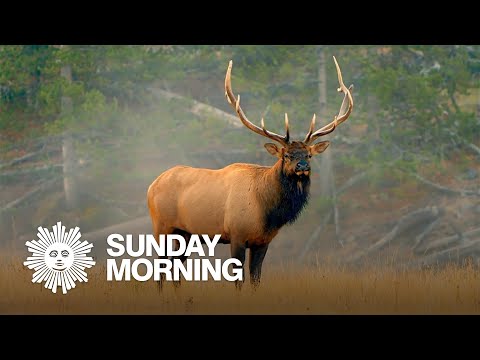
[264,143,283,158]
[310,141,330,156]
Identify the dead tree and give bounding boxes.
[60,62,80,209]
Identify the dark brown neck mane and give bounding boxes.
[259,159,311,234]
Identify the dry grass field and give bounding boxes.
[2,256,480,315]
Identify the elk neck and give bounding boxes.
[259,158,310,234]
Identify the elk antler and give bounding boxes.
[304,56,354,145]
[225,60,290,146]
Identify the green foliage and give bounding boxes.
[1,45,478,190]
[359,46,478,152]
[1,44,479,234]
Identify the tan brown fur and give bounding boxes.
[147,58,353,287]
[148,161,284,247]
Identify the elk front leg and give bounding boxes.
[151,222,174,293]
[249,244,269,288]
[169,230,190,289]
[230,241,246,290]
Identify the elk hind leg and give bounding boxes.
[151,220,174,292]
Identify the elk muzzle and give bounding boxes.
[295,160,310,176]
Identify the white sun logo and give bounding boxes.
[24,221,96,294]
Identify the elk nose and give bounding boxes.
[296,160,310,171]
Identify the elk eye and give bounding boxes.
[284,154,290,159]
[308,154,312,158]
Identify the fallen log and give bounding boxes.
[148,88,242,128]
[412,217,442,250]
[412,237,480,268]
[415,227,480,254]
[0,146,46,170]
[414,173,480,196]
[467,142,480,157]
[0,134,61,154]
[346,206,443,263]
[0,178,60,213]
[0,164,63,179]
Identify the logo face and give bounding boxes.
[24,221,96,294]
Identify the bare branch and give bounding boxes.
[346,206,443,263]
[414,173,480,196]
[415,227,480,254]
[412,217,442,250]
[0,178,60,213]
[413,237,480,268]
[0,146,46,170]
[0,164,63,179]
[466,142,480,157]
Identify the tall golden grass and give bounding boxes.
[2,258,480,314]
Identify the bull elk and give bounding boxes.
[147,56,353,287]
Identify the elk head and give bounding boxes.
[225,56,354,179]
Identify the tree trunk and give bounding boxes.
[317,47,332,198]
[368,94,380,140]
[477,86,480,121]
[61,64,79,209]
[317,46,340,243]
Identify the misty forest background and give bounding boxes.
[0,45,479,269]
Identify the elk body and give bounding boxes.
[147,57,353,287]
